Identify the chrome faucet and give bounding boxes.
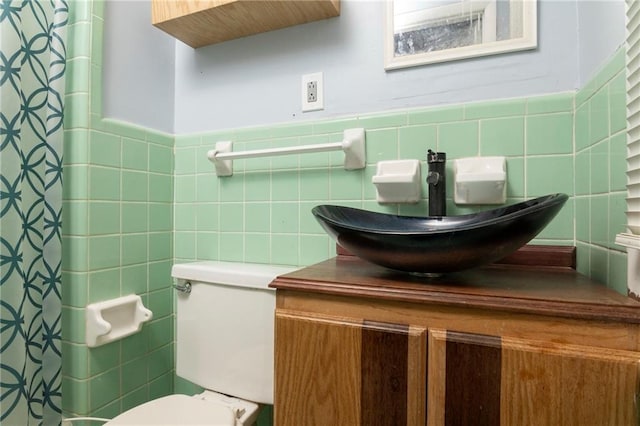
[427,149,446,216]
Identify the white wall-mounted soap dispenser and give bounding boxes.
[85,294,152,348]
[453,156,507,205]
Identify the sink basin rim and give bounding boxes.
[312,193,568,236]
[311,193,569,274]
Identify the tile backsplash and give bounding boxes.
[61,0,627,422]
[574,48,627,294]
[173,92,579,266]
[172,50,626,292]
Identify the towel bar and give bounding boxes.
[207,128,366,176]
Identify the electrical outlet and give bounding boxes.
[307,81,317,103]
[302,72,323,112]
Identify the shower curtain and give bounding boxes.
[1,1,67,425]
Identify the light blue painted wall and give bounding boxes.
[576,0,625,86]
[101,0,624,134]
[172,0,580,133]
[102,0,176,133]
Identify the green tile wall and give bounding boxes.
[173,92,577,267]
[574,48,628,294]
[62,1,175,420]
[60,0,628,422]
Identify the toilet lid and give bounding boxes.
[106,394,236,425]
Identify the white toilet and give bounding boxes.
[105,261,298,426]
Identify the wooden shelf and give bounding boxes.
[152,0,341,48]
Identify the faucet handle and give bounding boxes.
[427,171,440,185]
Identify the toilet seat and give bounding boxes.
[105,394,236,425]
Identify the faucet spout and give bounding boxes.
[427,149,446,216]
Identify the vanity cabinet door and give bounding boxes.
[427,329,640,426]
[274,312,427,426]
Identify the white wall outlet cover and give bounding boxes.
[301,72,324,112]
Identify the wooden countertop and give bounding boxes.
[270,247,640,324]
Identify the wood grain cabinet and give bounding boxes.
[275,313,427,425]
[271,251,640,426]
[151,0,340,48]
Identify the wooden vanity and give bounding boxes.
[270,247,640,426]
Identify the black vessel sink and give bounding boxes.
[312,193,568,275]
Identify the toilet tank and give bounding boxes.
[171,261,298,405]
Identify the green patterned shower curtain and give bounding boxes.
[1,1,67,425]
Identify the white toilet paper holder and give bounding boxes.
[85,294,153,348]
